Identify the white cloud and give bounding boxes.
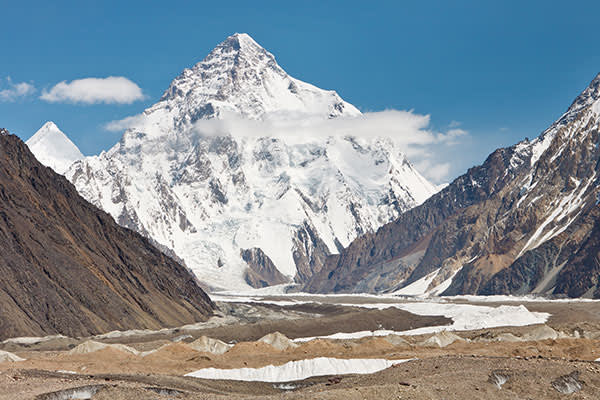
[104,114,148,132]
[0,77,36,102]
[40,76,145,104]
[191,110,463,146]
[104,109,468,183]
[414,159,452,183]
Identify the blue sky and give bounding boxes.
[1,0,600,182]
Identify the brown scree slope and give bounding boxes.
[0,130,213,340]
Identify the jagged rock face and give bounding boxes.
[66,33,437,291]
[305,73,600,298]
[241,248,288,288]
[0,132,213,340]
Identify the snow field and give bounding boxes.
[185,357,410,382]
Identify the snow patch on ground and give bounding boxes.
[212,294,549,341]
[185,357,410,382]
[393,269,439,295]
[292,301,548,341]
[393,267,462,297]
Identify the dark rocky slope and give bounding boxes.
[305,73,600,298]
[241,248,289,288]
[0,131,213,339]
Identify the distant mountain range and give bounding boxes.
[24,34,600,299]
[305,73,600,299]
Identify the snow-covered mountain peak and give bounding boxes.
[67,34,437,291]
[38,121,60,132]
[213,32,268,56]
[151,33,360,127]
[26,121,83,174]
[557,72,600,124]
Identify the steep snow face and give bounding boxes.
[26,122,83,174]
[67,33,437,291]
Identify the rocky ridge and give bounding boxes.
[0,131,213,339]
[305,73,600,298]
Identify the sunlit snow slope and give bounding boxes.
[26,122,83,174]
[67,33,437,291]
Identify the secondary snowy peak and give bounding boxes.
[26,122,83,174]
[146,33,360,129]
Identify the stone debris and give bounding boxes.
[521,325,558,341]
[258,332,298,351]
[552,371,583,394]
[419,331,464,348]
[189,336,232,355]
[68,340,139,356]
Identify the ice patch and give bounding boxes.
[0,350,25,362]
[419,331,463,347]
[185,357,410,382]
[2,335,68,345]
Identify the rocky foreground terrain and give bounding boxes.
[0,130,213,339]
[1,297,599,399]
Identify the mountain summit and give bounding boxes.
[158,33,360,121]
[126,33,361,138]
[26,121,83,174]
[67,34,437,291]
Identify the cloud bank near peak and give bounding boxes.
[40,76,145,104]
[104,109,468,183]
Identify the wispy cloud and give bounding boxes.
[40,76,145,104]
[0,77,36,102]
[104,114,148,132]
[413,159,452,183]
[104,109,468,183]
